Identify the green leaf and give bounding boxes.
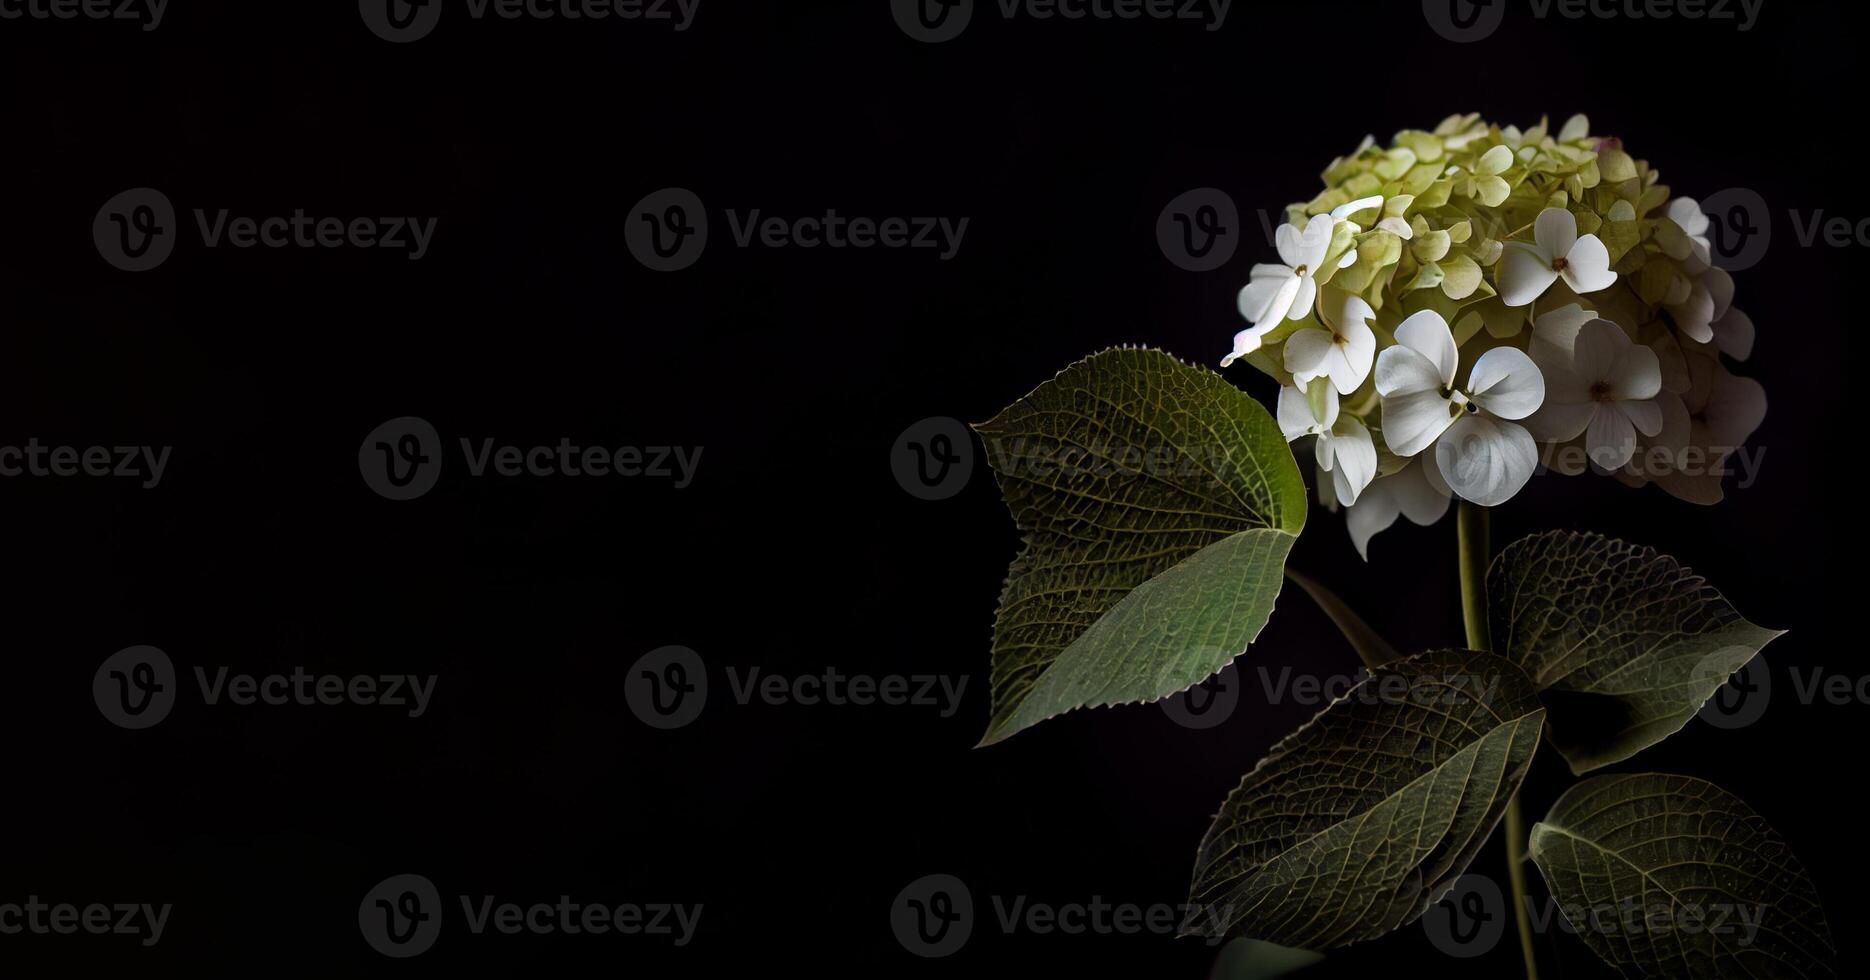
[1185,650,1544,949]
[974,347,1306,746]
[1529,773,1836,979]
[1489,531,1783,774]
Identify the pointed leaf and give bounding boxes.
[1529,773,1836,979]
[1489,531,1783,774]
[1186,649,1544,949]
[975,348,1307,745]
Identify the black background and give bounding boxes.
[4,0,1861,974]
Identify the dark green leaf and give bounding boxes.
[1489,531,1782,774]
[1529,773,1835,979]
[1186,649,1544,949]
[976,347,1306,745]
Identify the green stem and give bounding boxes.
[1457,502,1539,980]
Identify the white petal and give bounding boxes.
[1254,274,1303,331]
[1466,346,1546,420]
[1499,242,1560,307]
[1292,214,1335,272]
[1276,384,1319,441]
[1331,195,1383,222]
[1286,273,1318,322]
[1705,267,1735,320]
[1376,217,1414,239]
[1282,328,1334,386]
[1532,207,1577,260]
[1380,388,1457,458]
[1392,310,1458,388]
[1397,457,1453,524]
[1326,419,1377,507]
[1586,404,1637,471]
[1344,481,1401,561]
[1237,270,1290,323]
[1559,234,1617,294]
[1529,303,1597,360]
[1668,280,1716,344]
[1667,197,1708,238]
[1617,398,1664,438]
[1273,223,1306,269]
[1704,369,1767,450]
[1712,306,1756,361]
[1220,327,1266,368]
[1524,395,1597,443]
[1435,416,1538,506]
[1329,323,1376,394]
[1571,319,1628,384]
[1608,343,1662,400]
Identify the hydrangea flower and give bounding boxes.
[1526,318,1662,470]
[1277,383,1377,507]
[1499,208,1617,307]
[1224,215,1335,367]
[1375,311,1545,506]
[1215,114,1770,555]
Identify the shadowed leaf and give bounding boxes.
[1186,649,1544,949]
[1529,773,1835,979]
[1489,531,1781,773]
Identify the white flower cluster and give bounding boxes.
[1223,114,1765,558]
